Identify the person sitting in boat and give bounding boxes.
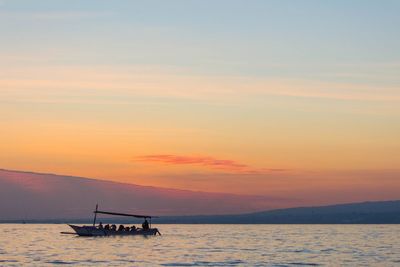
[111,224,117,231]
[104,224,110,230]
[142,219,149,230]
[118,224,125,231]
[98,222,103,229]
[130,225,136,232]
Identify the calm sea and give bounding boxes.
[0,224,399,266]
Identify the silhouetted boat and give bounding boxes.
[67,205,161,237]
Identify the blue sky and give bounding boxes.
[1,0,399,83]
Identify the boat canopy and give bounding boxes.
[94,210,156,219]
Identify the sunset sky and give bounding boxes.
[1,0,400,207]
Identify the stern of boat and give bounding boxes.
[68,224,105,236]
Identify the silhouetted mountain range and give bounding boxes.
[157,200,400,224]
[1,169,399,223]
[0,169,283,220]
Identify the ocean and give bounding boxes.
[0,224,399,266]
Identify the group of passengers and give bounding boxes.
[97,219,149,231]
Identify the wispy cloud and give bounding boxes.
[134,154,286,174]
[1,65,399,104]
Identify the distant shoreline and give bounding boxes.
[3,199,400,224]
[2,222,400,225]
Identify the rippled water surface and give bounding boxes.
[1,224,400,266]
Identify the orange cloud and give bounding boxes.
[135,154,286,174]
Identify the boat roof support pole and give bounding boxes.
[92,204,98,226]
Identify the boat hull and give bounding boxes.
[68,224,160,236]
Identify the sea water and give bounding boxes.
[0,224,399,266]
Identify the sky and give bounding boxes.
[1,0,400,208]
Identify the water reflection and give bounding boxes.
[0,224,399,266]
